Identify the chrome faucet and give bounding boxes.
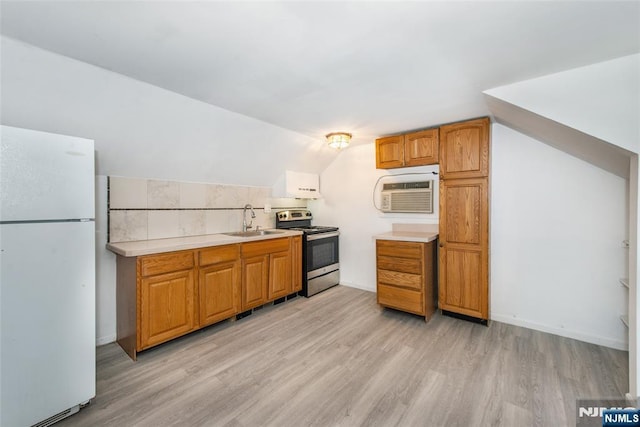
[242,204,256,232]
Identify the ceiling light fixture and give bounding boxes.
[326,132,352,149]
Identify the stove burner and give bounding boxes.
[289,225,339,235]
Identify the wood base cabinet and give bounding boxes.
[291,236,302,293]
[115,236,301,360]
[199,245,241,327]
[376,239,437,321]
[139,252,197,350]
[241,237,291,310]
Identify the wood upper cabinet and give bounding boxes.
[404,129,439,167]
[376,135,404,168]
[376,129,439,169]
[199,245,240,327]
[241,237,291,310]
[439,117,490,179]
[376,239,436,321]
[139,251,197,350]
[438,177,489,320]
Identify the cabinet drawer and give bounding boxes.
[242,237,289,258]
[377,269,422,290]
[199,244,240,267]
[377,240,423,259]
[140,252,195,277]
[377,283,424,315]
[377,255,422,275]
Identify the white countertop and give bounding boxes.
[373,230,438,243]
[106,229,303,257]
[373,223,439,243]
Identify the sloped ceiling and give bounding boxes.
[1,2,639,186]
[2,1,638,143]
[485,54,639,178]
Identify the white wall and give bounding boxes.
[491,124,628,349]
[309,144,440,292]
[313,124,628,350]
[0,36,338,185]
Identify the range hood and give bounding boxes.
[272,170,322,199]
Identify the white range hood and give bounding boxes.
[273,170,322,199]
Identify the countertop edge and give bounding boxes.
[372,231,439,243]
[106,229,303,257]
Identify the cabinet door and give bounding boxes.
[199,260,240,327]
[439,117,489,179]
[242,255,269,310]
[404,129,439,167]
[376,135,404,169]
[140,269,195,349]
[268,250,291,300]
[439,178,489,319]
[291,236,302,293]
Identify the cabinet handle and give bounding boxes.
[439,243,445,248]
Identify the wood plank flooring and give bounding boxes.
[58,286,628,426]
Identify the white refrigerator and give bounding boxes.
[0,125,96,426]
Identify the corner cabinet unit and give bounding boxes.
[376,239,437,321]
[438,117,490,322]
[376,128,439,169]
[115,236,301,360]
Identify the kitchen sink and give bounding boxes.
[221,230,284,238]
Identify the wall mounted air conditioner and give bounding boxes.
[380,181,433,213]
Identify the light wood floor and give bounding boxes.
[58,286,628,426]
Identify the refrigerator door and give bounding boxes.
[0,125,95,222]
[0,221,96,427]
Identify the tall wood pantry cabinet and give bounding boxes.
[438,117,490,321]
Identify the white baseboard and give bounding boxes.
[96,333,116,346]
[491,313,628,351]
[339,281,375,293]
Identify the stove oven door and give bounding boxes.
[305,231,340,296]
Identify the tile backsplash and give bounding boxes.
[108,176,306,243]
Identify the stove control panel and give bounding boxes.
[276,210,312,222]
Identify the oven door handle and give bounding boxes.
[306,231,340,241]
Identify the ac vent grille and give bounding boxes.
[390,192,432,213]
[380,181,434,213]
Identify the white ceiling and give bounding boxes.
[1,1,639,145]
